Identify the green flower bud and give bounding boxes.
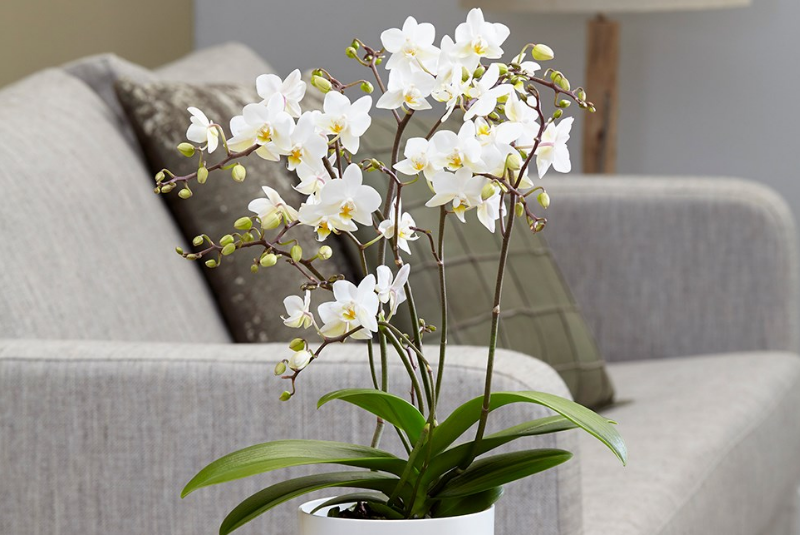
[261,212,283,230]
[175,247,184,255]
[345,46,358,58]
[496,63,508,75]
[506,152,523,171]
[558,76,571,91]
[221,243,236,256]
[496,94,509,104]
[205,259,218,268]
[473,65,486,78]
[234,217,253,231]
[232,164,246,182]
[153,187,161,194]
[488,111,500,121]
[192,235,204,247]
[318,245,332,260]
[577,89,587,101]
[375,57,383,65]
[532,44,555,61]
[260,253,278,267]
[538,191,550,209]
[279,391,293,402]
[534,219,547,232]
[185,254,198,261]
[274,361,287,375]
[311,75,332,93]
[588,105,597,113]
[250,264,259,274]
[557,99,571,108]
[197,167,209,184]
[177,143,195,157]
[360,81,374,94]
[160,183,175,194]
[241,232,253,243]
[220,234,234,246]
[515,202,525,217]
[289,338,306,352]
[351,40,360,50]
[155,171,165,183]
[462,66,471,82]
[178,188,192,199]
[553,109,564,119]
[481,182,497,201]
[291,244,303,263]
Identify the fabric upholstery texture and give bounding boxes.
[544,177,800,361]
[155,42,276,84]
[581,352,800,535]
[0,70,229,343]
[115,80,356,342]
[0,339,580,535]
[354,118,614,408]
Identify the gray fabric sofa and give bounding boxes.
[1,43,799,535]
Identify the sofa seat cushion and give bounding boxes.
[581,352,800,535]
[0,69,229,343]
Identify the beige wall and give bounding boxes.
[0,0,193,87]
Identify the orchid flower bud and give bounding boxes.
[274,361,287,375]
[197,167,209,184]
[178,188,192,199]
[221,243,236,256]
[538,191,551,209]
[232,164,247,182]
[288,350,313,371]
[279,391,293,401]
[311,75,332,93]
[290,245,303,263]
[177,143,195,157]
[192,236,204,247]
[318,246,333,260]
[532,44,555,61]
[234,217,253,231]
[260,253,278,267]
[205,259,218,269]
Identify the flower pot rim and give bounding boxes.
[298,497,495,523]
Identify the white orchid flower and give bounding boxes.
[256,69,307,118]
[228,96,294,161]
[378,203,419,255]
[426,168,486,222]
[186,107,220,153]
[476,187,505,233]
[299,164,381,233]
[286,111,328,171]
[453,8,510,71]
[377,69,436,111]
[318,275,380,340]
[282,291,314,329]
[431,36,470,121]
[316,92,372,153]
[473,117,523,175]
[294,162,332,197]
[430,121,484,173]
[248,185,299,225]
[376,264,411,315]
[288,349,313,371]
[394,137,438,180]
[381,16,440,75]
[504,92,540,149]
[535,117,574,178]
[464,63,514,120]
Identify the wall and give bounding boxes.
[196,0,799,232]
[0,0,193,87]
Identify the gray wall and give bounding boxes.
[196,0,798,225]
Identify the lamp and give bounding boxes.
[460,0,751,173]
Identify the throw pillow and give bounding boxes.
[355,117,615,408]
[115,79,357,343]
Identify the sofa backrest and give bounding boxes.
[0,69,230,343]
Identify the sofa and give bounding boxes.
[1,43,799,535]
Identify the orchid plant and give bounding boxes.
[159,9,626,532]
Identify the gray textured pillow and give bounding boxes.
[115,79,357,342]
[355,118,615,408]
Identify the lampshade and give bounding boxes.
[459,0,750,13]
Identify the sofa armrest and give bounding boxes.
[544,176,799,362]
[0,339,580,535]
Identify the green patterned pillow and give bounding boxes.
[356,118,614,408]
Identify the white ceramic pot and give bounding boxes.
[298,498,495,535]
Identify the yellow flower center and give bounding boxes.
[331,119,346,134]
[412,158,426,171]
[472,36,488,56]
[257,125,273,144]
[343,305,357,321]
[289,146,303,164]
[339,201,355,220]
[448,153,463,168]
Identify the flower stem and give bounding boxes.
[434,207,448,405]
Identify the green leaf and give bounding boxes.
[318,389,427,443]
[430,391,627,465]
[182,440,406,497]
[423,416,579,486]
[219,471,400,535]
[435,449,572,499]
[432,487,504,518]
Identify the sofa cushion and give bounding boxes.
[353,117,615,409]
[114,79,357,342]
[155,42,275,84]
[581,352,800,534]
[0,70,230,343]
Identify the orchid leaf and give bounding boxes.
[182,440,405,497]
[432,486,504,518]
[318,388,427,443]
[219,471,400,534]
